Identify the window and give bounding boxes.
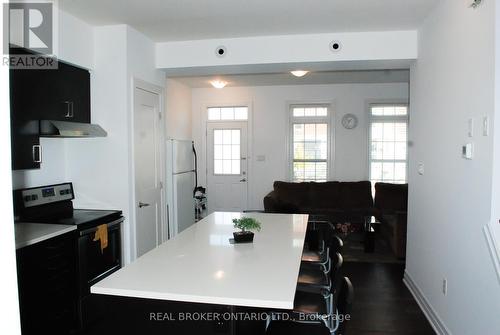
[213,129,241,175]
[369,104,408,185]
[290,105,330,182]
[208,106,248,121]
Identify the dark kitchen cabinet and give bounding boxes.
[16,231,79,335]
[9,65,42,170]
[9,47,91,170]
[42,61,91,123]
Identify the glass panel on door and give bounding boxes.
[213,129,241,175]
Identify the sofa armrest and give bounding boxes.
[381,211,407,258]
[263,191,279,212]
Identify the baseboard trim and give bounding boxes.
[403,271,450,335]
[483,223,500,285]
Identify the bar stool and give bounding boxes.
[297,252,343,298]
[266,277,354,335]
[302,222,342,273]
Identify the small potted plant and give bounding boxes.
[232,217,261,243]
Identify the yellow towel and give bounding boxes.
[93,224,108,253]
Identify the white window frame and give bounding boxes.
[211,127,244,176]
[367,102,409,185]
[207,106,249,121]
[288,103,333,182]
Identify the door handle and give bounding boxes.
[64,101,74,118]
[239,178,247,182]
[138,202,150,208]
[32,145,42,163]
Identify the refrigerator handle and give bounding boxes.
[192,141,198,197]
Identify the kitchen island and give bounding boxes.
[88,212,308,334]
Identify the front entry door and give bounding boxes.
[133,86,162,258]
[207,122,248,212]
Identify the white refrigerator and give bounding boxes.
[166,139,196,238]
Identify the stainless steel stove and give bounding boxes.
[14,182,123,330]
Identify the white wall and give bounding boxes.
[127,27,166,88]
[166,79,192,140]
[57,8,94,69]
[157,31,417,70]
[407,0,500,333]
[488,0,500,281]
[64,25,166,264]
[192,83,408,210]
[65,24,129,209]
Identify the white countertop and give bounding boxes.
[91,212,309,309]
[15,222,76,249]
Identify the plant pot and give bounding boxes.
[233,231,254,243]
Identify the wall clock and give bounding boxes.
[341,114,358,129]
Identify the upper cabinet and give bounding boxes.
[41,62,91,123]
[10,47,91,170]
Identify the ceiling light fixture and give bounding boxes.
[210,80,228,89]
[291,70,309,78]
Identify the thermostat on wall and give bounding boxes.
[462,143,474,160]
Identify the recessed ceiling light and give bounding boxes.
[210,80,228,89]
[290,70,309,77]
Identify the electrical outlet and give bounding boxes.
[417,163,425,175]
[442,278,447,296]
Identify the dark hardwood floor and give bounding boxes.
[342,262,435,335]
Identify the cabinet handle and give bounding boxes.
[32,145,42,163]
[64,101,74,118]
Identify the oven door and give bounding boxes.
[78,217,123,296]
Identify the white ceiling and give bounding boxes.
[173,70,409,88]
[60,0,438,42]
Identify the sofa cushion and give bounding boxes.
[374,183,408,212]
[339,181,373,209]
[274,201,301,214]
[309,181,341,208]
[273,181,311,208]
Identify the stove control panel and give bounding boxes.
[21,183,74,208]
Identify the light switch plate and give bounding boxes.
[483,116,489,136]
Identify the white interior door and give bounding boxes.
[207,122,248,212]
[134,87,162,257]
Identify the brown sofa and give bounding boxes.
[373,182,408,259]
[263,180,408,259]
[263,181,374,223]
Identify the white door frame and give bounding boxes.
[130,78,166,261]
[200,101,253,211]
